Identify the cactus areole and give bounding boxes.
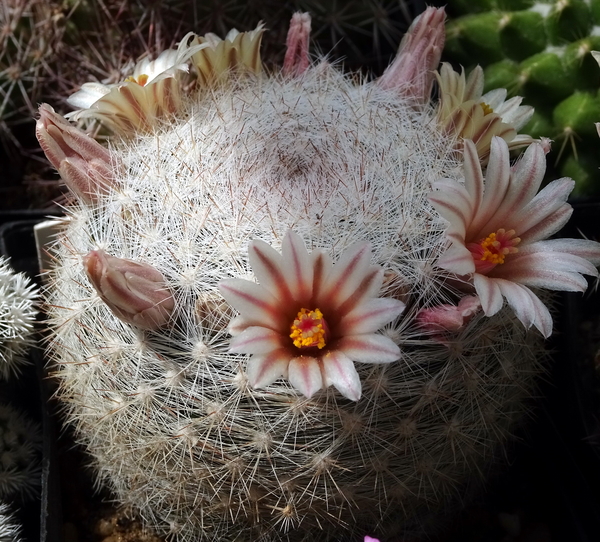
[37,8,600,542]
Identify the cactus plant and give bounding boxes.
[36,8,600,542]
[0,257,38,380]
[0,503,22,542]
[443,0,600,197]
[0,404,41,501]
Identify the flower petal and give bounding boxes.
[436,242,476,275]
[281,231,313,302]
[495,279,552,337]
[473,274,504,316]
[322,351,362,401]
[248,238,294,304]
[218,279,282,330]
[229,326,286,354]
[247,349,291,388]
[511,178,574,244]
[429,179,473,239]
[288,356,323,398]
[336,334,400,363]
[338,298,405,335]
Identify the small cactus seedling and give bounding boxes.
[37,7,600,542]
[0,258,38,380]
[0,404,41,501]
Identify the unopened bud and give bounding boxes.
[283,13,311,77]
[378,6,445,103]
[36,104,116,203]
[416,296,480,335]
[84,250,175,330]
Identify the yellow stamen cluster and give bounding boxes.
[480,101,494,116]
[290,308,327,349]
[480,229,520,264]
[124,74,149,86]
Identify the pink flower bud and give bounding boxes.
[36,104,116,203]
[283,13,311,77]
[416,295,481,335]
[84,250,175,330]
[378,6,446,103]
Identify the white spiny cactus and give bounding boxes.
[36,8,600,542]
[0,258,38,380]
[0,503,22,542]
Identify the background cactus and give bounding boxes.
[0,257,38,381]
[0,403,41,501]
[0,503,22,542]
[443,0,600,197]
[38,18,562,541]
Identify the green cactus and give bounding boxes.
[444,0,600,197]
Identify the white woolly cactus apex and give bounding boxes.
[0,258,38,380]
[36,6,600,542]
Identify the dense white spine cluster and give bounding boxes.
[0,503,22,542]
[0,258,38,380]
[44,66,547,541]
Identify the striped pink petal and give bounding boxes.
[229,326,286,354]
[247,349,292,388]
[336,334,400,363]
[288,356,323,398]
[281,230,313,302]
[322,351,362,401]
[473,274,504,316]
[338,297,405,335]
[218,279,281,330]
[248,238,294,305]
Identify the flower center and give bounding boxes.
[124,74,150,86]
[290,308,328,349]
[480,101,494,115]
[468,228,521,273]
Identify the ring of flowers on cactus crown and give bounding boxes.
[218,231,406,401]
[429,136,600,338]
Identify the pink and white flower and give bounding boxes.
[218,231,405,401]
[429,136,600,337]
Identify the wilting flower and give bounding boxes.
[189,23,264,85]
[36,104,116,203]
[436,63,534,162]
[66,37,205,134]
[84,250,175,330]
[378,6,445,104]
[218,231,405,401]
[429,136,600,337]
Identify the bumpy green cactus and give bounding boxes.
[444,0,600,197]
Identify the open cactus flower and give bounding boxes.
[219,231,405,400]
[430,136,600,338]
[33,6,600,542]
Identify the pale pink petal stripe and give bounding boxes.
[339,297,405,335]
[491,142,546,229]
[218,279,281,330]
[512,178,574,243]
[320,242,373,310]
[473,274,504,316]
[527,290,554,338]
[529,238,600,265]
[335,267,384,317]
[229,326,286,354]
[322,351,362,401]
[336,334,400,363]
[471,137,510,236]
[247,349,291,388]
[281,231,313,302]
[495,279,536,330]
[248,239,294,305]
[429,180,472,239]
[462,140,483,217]
[288,356,323,398]
[436,243,476,275]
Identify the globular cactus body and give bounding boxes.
[39,9,598,542]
